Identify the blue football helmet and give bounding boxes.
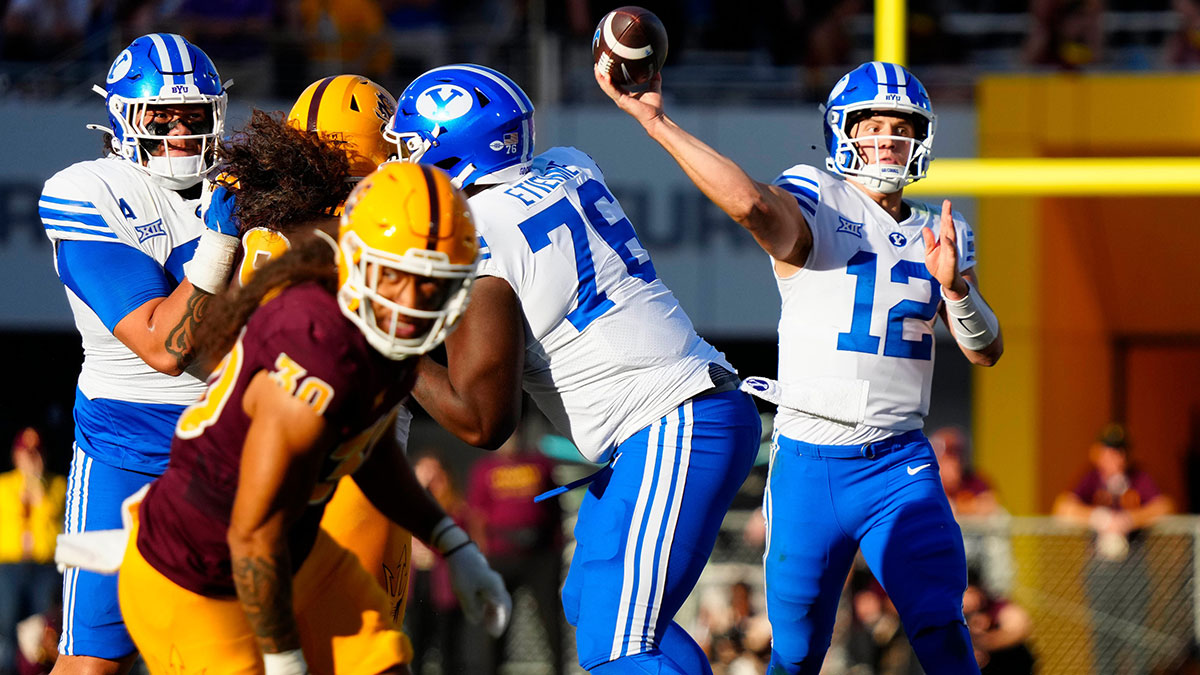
[822,61,936,194]
[385,64,534,189]
[92,33,227,189]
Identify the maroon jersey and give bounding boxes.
[137,282,415,597]
[466,452,561,558]
[1072,468,1162,512]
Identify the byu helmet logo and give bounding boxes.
[416,85,473,121]
[107,49,133,84]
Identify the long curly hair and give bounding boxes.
[195,109,356,362]
[196,233,340,360]
[218,109,352,234]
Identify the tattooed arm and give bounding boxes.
[229,368,329,655]
[114,281,212,375]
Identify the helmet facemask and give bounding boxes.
[109,97,226,189]
[337,229,476,360]
[384,125,440,165]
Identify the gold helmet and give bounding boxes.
[287,74,397,179]
[337,162,478,359]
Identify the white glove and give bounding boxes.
[432,516,512,637]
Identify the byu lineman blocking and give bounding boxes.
[387,64,762,674]
[39,34,237,674]
[599,62,1003,673]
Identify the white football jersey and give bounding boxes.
[471,147,732,463]
[771,165,975,445]
[41,156,207,406]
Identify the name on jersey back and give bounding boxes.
[503,161,581,206]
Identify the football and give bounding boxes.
[592,6,669,87]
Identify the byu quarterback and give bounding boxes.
[39,33,237,674]
[388,64,761,674]
[599,61,1003,674]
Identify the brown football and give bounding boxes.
[592,6,669,86]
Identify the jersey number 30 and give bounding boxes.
[837,251,941,361]
[519,179,657,331]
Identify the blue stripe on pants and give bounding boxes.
[562,389,760,671]
[59,445,156,659]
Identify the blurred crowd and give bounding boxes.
[2,0,1200,103]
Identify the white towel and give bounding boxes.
[740,376,869,428]
[55,528,129,574]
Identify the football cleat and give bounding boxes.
[337,162,479,359]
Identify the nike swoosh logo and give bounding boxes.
[907,463,932,476]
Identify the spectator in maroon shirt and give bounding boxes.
[1053,423,1173,675]
[1054,423,1173,556]
[930,426,999,517]
[467,429,564,674]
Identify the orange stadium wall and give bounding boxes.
[974,74,1200,514]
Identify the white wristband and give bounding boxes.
[185,229,239,295]
[429,515,472,557]
[943,281,999,351]
[262,649,308,675]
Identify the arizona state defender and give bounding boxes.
[228,78,509,636]
[117,163,478,675]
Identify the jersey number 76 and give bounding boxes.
[518,179,657,331]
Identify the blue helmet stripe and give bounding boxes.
[871,62,889,97]
[883,63,899,94]
[428,64,533,114]
[147,33,181,87]
[168,33,196,88]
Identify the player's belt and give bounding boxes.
[776,428,925,459]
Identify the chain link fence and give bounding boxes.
[683,512,1199,675]
[418,501,1199,674]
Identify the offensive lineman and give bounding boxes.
[598,61,1003,673]
[39,33,238,675]
[387,64,762,675]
